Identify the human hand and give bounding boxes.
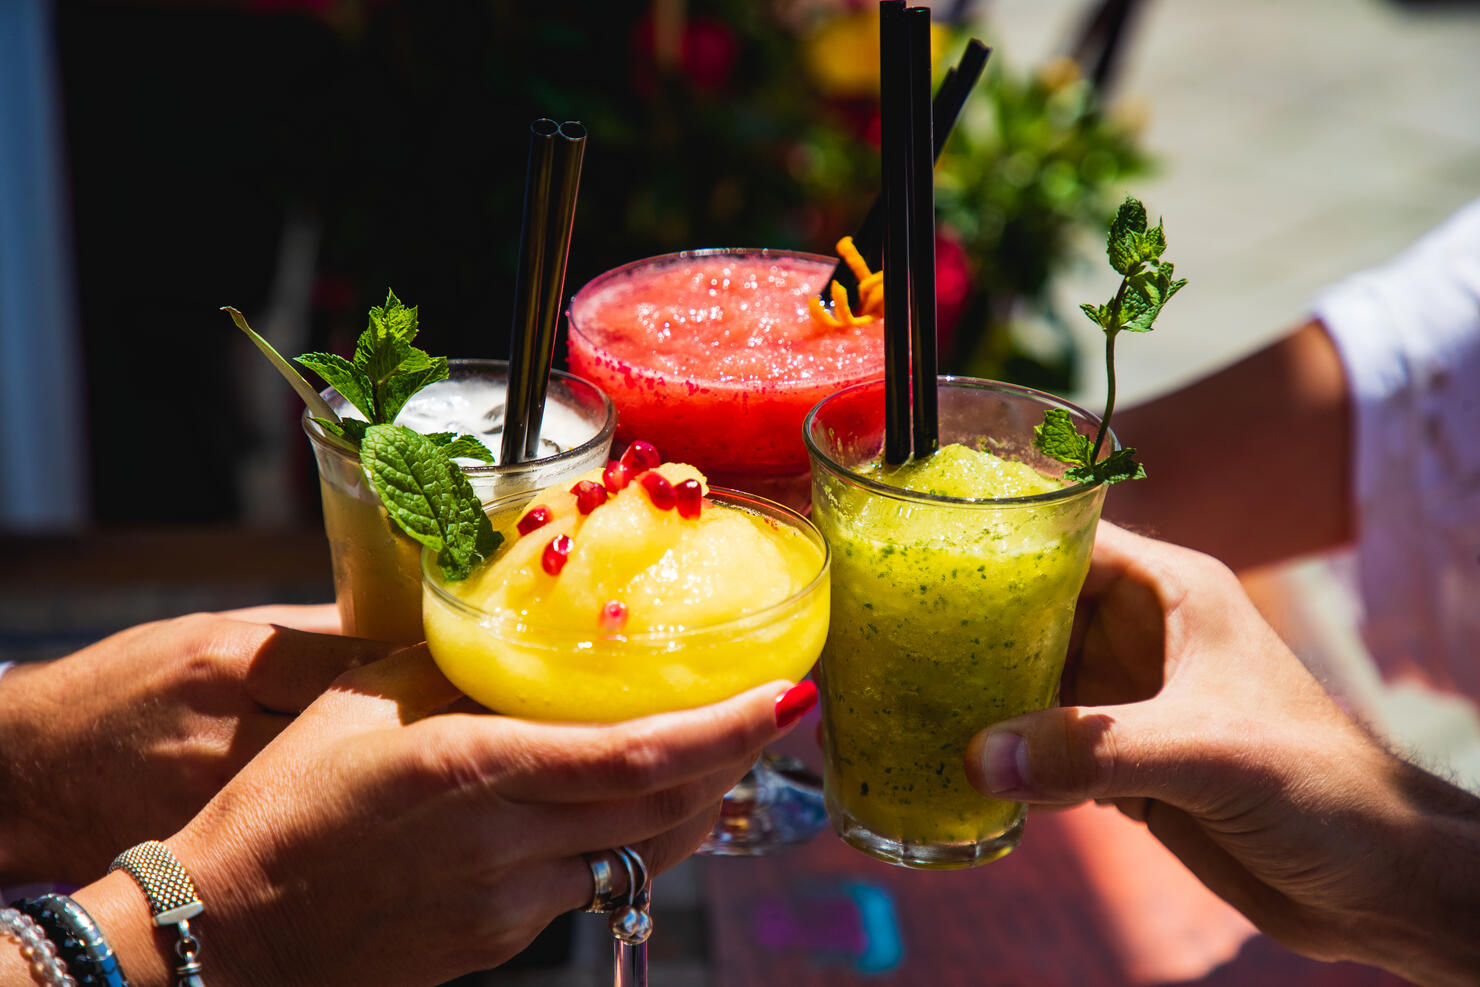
[79,648,810,987]
[0,610,396,885]
[965,523,1480,981]
[217,603,343,634]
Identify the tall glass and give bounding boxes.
[305,359,615,644]
[567,248,885,853]
[804,377,1110,869]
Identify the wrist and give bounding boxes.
[71,870,175,987]
[1363,760,1480,986]
[0,661,59,884]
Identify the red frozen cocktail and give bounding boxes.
[567,248,885,507]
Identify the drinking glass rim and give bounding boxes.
[420,485,831,646]
[803,375,1118,507]
[565,246,841,346]
[301,357,617,477]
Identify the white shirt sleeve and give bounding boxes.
[1312,197,1480,697]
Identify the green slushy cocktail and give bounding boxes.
[805,377,1109,869]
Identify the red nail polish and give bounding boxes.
[774,681,818,730]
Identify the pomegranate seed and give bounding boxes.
[541,534,573,576]
[620,440,662,472]
[675,479,703,519]
[570,479,609,515]
[602,460,633,493]
[517,505,552,536]
[638,471,676,511]
[600,600,628,632]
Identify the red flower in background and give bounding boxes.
[934,228,972,357]
[630,12,739,95]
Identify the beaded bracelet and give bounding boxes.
[0,905,76,987]
[108,842,203,987]
[13,895,129,987]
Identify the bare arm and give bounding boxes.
[1105,319,1354,571]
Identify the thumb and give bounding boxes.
[241,622,403,712]
[965,702,1222,812]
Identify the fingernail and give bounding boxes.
[980,731,1030,795]
[774,681,818,730]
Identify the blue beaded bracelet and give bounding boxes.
[10,895,129,987]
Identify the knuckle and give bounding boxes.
[1055,709,1121,799]
[640,807,719,876]
[600,725,672,792]
[642,779,700,832]
[404,721,496,798]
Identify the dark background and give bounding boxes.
[57,1,875,527]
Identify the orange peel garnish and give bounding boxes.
[837,236,872,283]
[810,237,886,329]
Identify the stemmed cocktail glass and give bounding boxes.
[420,485,829,982]
[567,248,882,852]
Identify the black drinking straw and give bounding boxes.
[906,5,939,457]
[879,0,912,465]
[1070,0,1139,95]
[520,121,587,461]
[826,38,990,300]
[502,118,561,466]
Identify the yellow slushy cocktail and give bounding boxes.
[423,445,830,721]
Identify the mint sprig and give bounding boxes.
[229,289,499,580]
[296,289,452,440]
[1034,196,1186,485]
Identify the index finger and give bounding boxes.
[444,679,805,804]
[221,603,343,634]
[1083,522,1202,604]
[306,644,466,727]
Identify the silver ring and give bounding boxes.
[607,845,653,945]
[613,845,649,904]
[582,852,620,913]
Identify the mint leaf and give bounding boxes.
[359,424,500,581]
[337,290,450,423]
[425,432,495,462]
[370,289,420,343]
[354,290,419,364]
[1071,446,1148,485]
[1138,222,1167,264]
[358,336,416,387]
[1121,264,1185,334]
[1033,409,1093,469]
[296,352,377,421]
[1079,302,1111,330]
[375,354,449,423]
[1067,447,1147,485]
[312,416,370,448]
[1107,197,1149,275]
